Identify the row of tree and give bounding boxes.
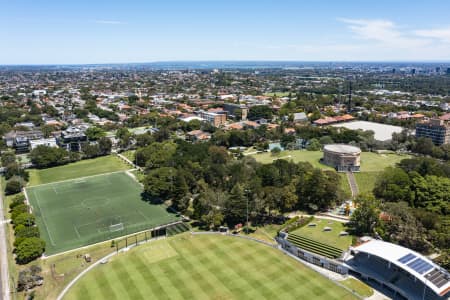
[9,194,45,264]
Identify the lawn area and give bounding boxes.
[64,234,358,300]
[250,150,333,169]
[339,278,373,298]
[245,223,282,245]
[339,173,352,199]
[28,155,130,186]
[26,171,179,255]
[121,150,136,162]
[354,172,380,195]
[359,152,409,172]
[290,217,352,250]
[250,150,408,173]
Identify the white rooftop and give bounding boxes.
[331,121,404,141]
[324,144,361,154]
[351,239,450,296]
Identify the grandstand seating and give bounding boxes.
[166,222,190,236]
[286,233,343,259]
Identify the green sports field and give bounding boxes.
[28,155,130,186]
[26,172,179,255]
[64,234,358,300]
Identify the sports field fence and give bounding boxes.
[113,221,190,252]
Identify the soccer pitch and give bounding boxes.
[26,172,179,255]
[64,234,358,300]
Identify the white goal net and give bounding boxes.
[109,223,124,232]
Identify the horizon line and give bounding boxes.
[2,59,450,67]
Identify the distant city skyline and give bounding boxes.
[2,0,450,64]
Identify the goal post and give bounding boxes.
[109,223,124,232]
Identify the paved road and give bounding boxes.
[0,183,11,300]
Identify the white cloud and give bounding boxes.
[338,18,428,48]
[94,20,127,25]
[415,28,450,43]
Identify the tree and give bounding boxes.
[1,152,16,166]
[306,138,321,151]
[85,126,106,141]
[14,225,40,247]
[81,143,100,158]
[349,194,381,236]
[115,127,132,149]
[13,213,35,227]
[373,167,412,202]
[15,237,45,264]
[201,208,224,230]
[270,147,281,156]
[412,137,435,156]
[143,167,176,201]
[29,146,68,168]
[224,184,247,226]
[5,178,22,195]
[382,202,429,252]
[98,137,112,155]
[248,105,273,120]
[171,171,189,211]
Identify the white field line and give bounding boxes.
[32,190,56,246]
[43,220,183,259]
[73,224,81,239]
[27,169,134,188]
[56,235,168,300]
[273,155,292,161]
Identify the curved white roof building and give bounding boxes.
[345,239,450,300]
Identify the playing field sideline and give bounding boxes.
[28,155,130,186]
[64,234,358,300]
[26,172,179,255]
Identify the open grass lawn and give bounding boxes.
[339,173,352,198]
[340,278,373,298]
[290,217,352,250]
[121,150,136,162]
[64,234,358,300]
[250,150,407,172]
[28,155,130,186]
[26,172,179,255]
[354,172,380,195]
[250,150,333,169]
[358,152,409,172]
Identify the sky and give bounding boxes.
[2,0,450,64]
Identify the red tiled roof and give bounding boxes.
[440,113,450,121]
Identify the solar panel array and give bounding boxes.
[397,253,416,264]
[407,258,433,275]
[398,253,433,275]
[425,268,450,288]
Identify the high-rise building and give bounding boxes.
[415,116,450,145]
[197,110,227,127]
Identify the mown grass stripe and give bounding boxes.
[93,266,120,300]
[112,258,146,300]
[202,235,268,299]
[131,254,168,297]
